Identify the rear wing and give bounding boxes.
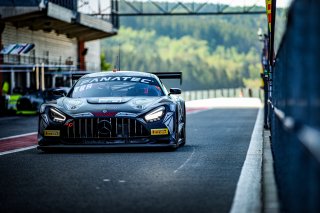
[151,72,182,85]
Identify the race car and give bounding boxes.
[16,87,70,114]
[38,71,186,151]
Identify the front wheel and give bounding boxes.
[179,106,187,147]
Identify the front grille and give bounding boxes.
[64,117,149,139]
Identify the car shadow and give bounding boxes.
[37,144,197,154]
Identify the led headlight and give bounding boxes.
[145,106,165,122]
[50,108,66,123]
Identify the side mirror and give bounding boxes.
[169,88,182,95]
[51,89,67,97]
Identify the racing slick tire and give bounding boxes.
[179,105,186,147]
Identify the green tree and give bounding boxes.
[100,53,111,71]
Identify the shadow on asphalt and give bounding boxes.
[37,144,197,154]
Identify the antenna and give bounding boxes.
[113,56,118,72]
[112,43,121,72]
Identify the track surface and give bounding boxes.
[0,116,37,138]
[0,108,258,213]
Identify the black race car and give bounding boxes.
[38,71,186,150]
[17,87,70,113]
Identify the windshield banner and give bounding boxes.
[79,76,154,86]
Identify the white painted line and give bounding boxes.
[0,132,37,141]
[174,146,196,173]
[119,180,126,183]
[0,145,37,156]
[229,108,263,213]
[103,179,110,182]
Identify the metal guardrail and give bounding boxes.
[181,88,263,101]
[270,101,320,163]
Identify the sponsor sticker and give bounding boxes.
[79,76,153,86]
[44,130,60,137]
[92,111,117,117]
[65,122,73,128]
[151,128,168,135]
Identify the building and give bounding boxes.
[0,0,117,95]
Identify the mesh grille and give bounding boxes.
[64,117,149,139]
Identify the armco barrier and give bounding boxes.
[270,0,320,212]
[181,88,263,101]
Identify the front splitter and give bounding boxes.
[37,143,178,151]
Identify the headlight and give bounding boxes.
[145,106,165,122]
[50,108,66,123]
[63,98,84,110]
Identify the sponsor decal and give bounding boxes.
[115,112,137,117]
[98,98,122,103]
[44,130,60,137]
[265,0,272,32]
[73,84,92,93]
[73,112,93,118]
[65,122,73,128]
[151,128,169,136]
[92,112,117,117]
[79,76,153,86]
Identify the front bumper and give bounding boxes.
[38,113,176,147]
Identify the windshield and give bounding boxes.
[70,76,164,98]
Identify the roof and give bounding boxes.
[0,1,116,41]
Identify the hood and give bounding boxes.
[86,97,159,109]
